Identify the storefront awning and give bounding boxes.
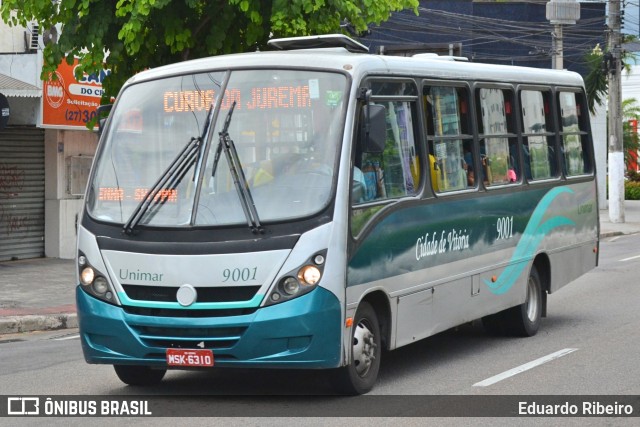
[0,73,41,98]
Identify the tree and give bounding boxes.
[584,36,637,114]
[1,0,418,99]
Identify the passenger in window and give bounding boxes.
[465,163,475,186]
[463,142,474,187]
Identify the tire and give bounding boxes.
[482,265,543,337]
[331,301,381,395]
[113,365,166,386]
[504,265,543,337]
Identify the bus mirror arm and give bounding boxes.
[96,104,113,136]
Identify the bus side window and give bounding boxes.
[353,100,420,204]
[558,91,592,176]
[424,84,474,192]
[476,87,519,186]
[520,89,557,181]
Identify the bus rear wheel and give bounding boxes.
[505,265,543,337]
[331,301,381,395]
[113,365,166,386]
[482,265,543,337]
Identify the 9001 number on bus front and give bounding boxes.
[222,267,258,282]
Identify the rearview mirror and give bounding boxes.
[361,104,386,154]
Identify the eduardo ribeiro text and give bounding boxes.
[519,400,634,416]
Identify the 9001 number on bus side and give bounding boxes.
[222,267,257,282]
[496,216,514,240]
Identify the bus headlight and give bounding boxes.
[282,277,300,295]
[265,250,326,306]
[77,251,117,305]
[299,265,321,285]
[80,267,95,285]
[92,277,109,295]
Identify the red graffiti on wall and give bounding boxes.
[0,163,25,199]
[0,163,29,236]
[0,205,31,236]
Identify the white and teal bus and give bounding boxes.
[76,34,598,394]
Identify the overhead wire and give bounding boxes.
[367,4,608,68]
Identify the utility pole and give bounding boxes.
[553,24,563,70]
[608,0,625,223]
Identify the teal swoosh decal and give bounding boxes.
[485,187,575,295]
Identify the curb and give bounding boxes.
[600,231,624,238]
[0,313,77,335]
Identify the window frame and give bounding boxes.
[474,83,521,189]
[517,85,561,183]
[350,78,424,237]
[556,88,594,178]
[422,80,476,195]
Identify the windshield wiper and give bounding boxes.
[211,101,263,233]
[123,104,215,235]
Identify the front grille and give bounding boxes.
[122,284,260,303]
[130,325,247,351]
[123,306,258,318]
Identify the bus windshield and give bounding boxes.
[86,69,347,228]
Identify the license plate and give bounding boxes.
[166,348,214,367]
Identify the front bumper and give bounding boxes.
[76,285,342,369]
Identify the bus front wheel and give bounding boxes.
[113,365,166,386]
[331,301,381,395]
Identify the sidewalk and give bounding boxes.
[2,200,640,336]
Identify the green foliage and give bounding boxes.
[1,0,418,106]
[625,180,640,200]
[625,168,640,200]
[584,37,638,114]
[584,44,607,115]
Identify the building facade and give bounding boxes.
[0,15,96,261]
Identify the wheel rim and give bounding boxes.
[526,275,539,322]
[352,319,377,377]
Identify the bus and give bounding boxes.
[76,34,599,394]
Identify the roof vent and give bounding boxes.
[412,53,469,62]
[267,34,369,53]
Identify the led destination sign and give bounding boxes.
[98,187,177,203]
[163,84,311,113]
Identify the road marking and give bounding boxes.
[53,334,80,341]
[473,348,578,387]
[619,254,640,262]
